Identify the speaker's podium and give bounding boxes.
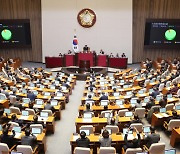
[75,52,94,67]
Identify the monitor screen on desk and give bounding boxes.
[4,108,11,115]
[160,108,166,113]
[0,124,2,131]
[13,126,21,133]
[80,129,90,136]
[22,98,30,103]
[36,99,43,105]
[175,105,180,110]
[83,113,92,119]
[165,149,176,154]
[51,100,58,106]
[104,112,113,118]
[22,110,29,116]
[123,128,133,134]
[32,128,41,134]
[40,112,48,118]
[167,94,173,98]
[100,100,108,106]
[44,92,50,96]
[130,99,137,104]
[143,126,151,133]
[116,100,123,105]
[125,112,133,117]
[56,92,63,97]
[114,92,119,97]
[124,85,129,89]
[144,97,150,103]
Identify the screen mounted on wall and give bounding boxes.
[144,19,180,49]
[0,19,31,48]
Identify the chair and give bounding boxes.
[25,108,36,115]
[118,109,128,117]
[158,83,164,92]
[98,147,116,154]
[9,95,16,104]
[177,89,180,97]
[130,123,143,133]
[10,106,21,115]
[166,81,171,87]
[79,125,94,134]
[105,125,119,134]
[134,108,145,119]
[163,119,180,131]
[8,122,19,128]
[125,148,142,154]
[0,143,11,154]
[41,110,53,116]
[144,79,150,87]
[165,103,174,111]
[17,145,38,154]
[74,147,91,154]
[100,111,112,118]
[143,142,165,154]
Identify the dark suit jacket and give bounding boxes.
[150,91,160,99]
[27,92,36,102]
[124,133,141,149]
[14,102,23,110]
[144,133,160,148]
[21,135,37,148]
[76,137,90,148]
[0,134,15,148]
[99,95,108,101]
[44,104,55,112]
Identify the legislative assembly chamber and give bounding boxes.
[0,0,180,154]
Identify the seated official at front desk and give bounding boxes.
[70,125,162,154]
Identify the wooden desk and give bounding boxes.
[0,99,9,108]
[75,116,131,133]
[170,128,180,147]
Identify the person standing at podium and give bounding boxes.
[83,45,89,53]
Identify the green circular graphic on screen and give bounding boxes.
[1,29,12,40]
[165,29,176,41]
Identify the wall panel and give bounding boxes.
[0,0,42,62]
[133,0,180,63]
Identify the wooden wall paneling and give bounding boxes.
[133,0,180,63]
[0,0,42,62]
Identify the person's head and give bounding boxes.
[102,129,109,138]
[102,92,105,96]
[11,114,17,120]
[33,115,38,122]
[86,103,91,110]
[150,127,156,134]
[90,87,93,92]
[110,118,115,125]
[104,105,108,110]
[159,99,165,108]
[3,128,8,135]
[29,102,33,109]
[25,128,31,136]
[172,110,178,117]
[88,94,92,99]
[85,45,87,47]
[80,131,86,139]
[113,88,116,92]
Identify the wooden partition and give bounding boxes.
[0,0,42,62]
[133,0,180,63]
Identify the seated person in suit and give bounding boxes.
[107,117,118,126]
[44,101,55,112]
[11,114,23,126]
[27,90,36,102]
[83,45,89,52]
[167,110,180,122]
[144,127,160,148]
[0,128,15,148]
[76,131,90,148]
[99,129,112,147]
[126,115,142,127]
[170,83,179,95]
[86,94,93,101]
[84,103,93,113]
[99,92,108,101]
[13,97,23,110]
[150,87,160,99]
[21,128,37,149]
[26,115,46,128]
[146,97,155,109]
[123,127,141,151]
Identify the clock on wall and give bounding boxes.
[77,8,96,28]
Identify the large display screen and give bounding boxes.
[0,19,31,48]
[144,19,180,48]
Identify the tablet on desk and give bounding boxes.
[40,112,48,118]
[160,108,166,113]
[50,100,58,106]
[143,126,151,133]
[125,111,133,117]
[83,113,92,119]
[165,149,176,154]
[22,110,29,116]
[32,127,41,134]
[13,126,21,133]
[4,108,11,115]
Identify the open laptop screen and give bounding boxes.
[40,112,48,118]
[13,126,21,133]
[22,110,29,116]
[125,112,133,117]
[143,126,151,133]
[160,108,166,113]
[32,128,41,134]
[100,100,108,106]
[83,113,92,119]
[165,149,176,154]
[50,100,58,106]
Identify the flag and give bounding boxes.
[72,35,79,53]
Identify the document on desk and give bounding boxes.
[19,116,29,120]
[161,113,169,117]
[82,118,92,122]
[142,103,146,107]
[155,114,163,118]
[118,105,125,108]
[73,135,80,141]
